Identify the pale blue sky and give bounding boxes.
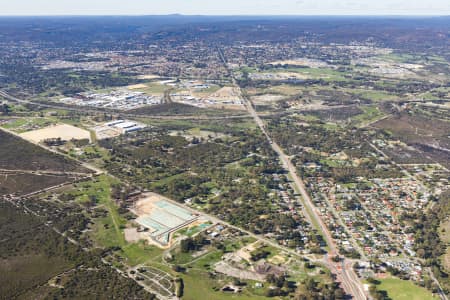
[0,0,449,16]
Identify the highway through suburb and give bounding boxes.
[217,46,368,300]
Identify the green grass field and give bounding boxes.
[377,53,419,63]
[253,84,303,96]
[171,236,277,299]
[193,85,222,96]
[0,117,57,133]
[175,222,212,238]
[135,82,169,94]
[375,277,437,300]
[357,90,399,101]
[120,241,163,266]
[80,175,127,248]
[74,175,165,266]
[351,106,385,124]
[181,269,270,300]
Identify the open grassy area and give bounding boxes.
[374,277,437,300]
[248,84,303,96]
[64,176,125,248]
[192,85,222,97]
[135,82,169,94]
[377,53,420,64]
[120,241,164,266]
[175,222,212,238]
[0,117,57,133]
[144,243,274,299]
[73,144,111,164]
[351,106,385,124]
[79,175,127,248]
[178,242,289,299]
[418,87,450,100]
[0,117,27,129]
[355,89,399,101]
[181,269,270,300]
[74,175,164,266]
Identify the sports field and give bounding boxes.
[375,277,437,300]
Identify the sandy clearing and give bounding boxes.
[251,94,285,104]
[250,72,308,81]
[20,124,91,143]
[93,126,122,140]
[207,87,241,101]
[206,103,245,110]
[270,59,328,68]
[215,261,266,281]
[124,227,143,243]
[133,194,163,216]
[236,241,264,262]
[127,83,148,90]
[277,72,308,79]
[268,254,286,265]
[137,74,160,80]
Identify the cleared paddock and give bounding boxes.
[20,124,91,143]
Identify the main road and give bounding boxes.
[243,89,367,300]
[217,47,367,299]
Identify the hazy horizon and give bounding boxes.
[0,14,449,17]
[1,0,449,16]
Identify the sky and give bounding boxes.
[0,0,449,16]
